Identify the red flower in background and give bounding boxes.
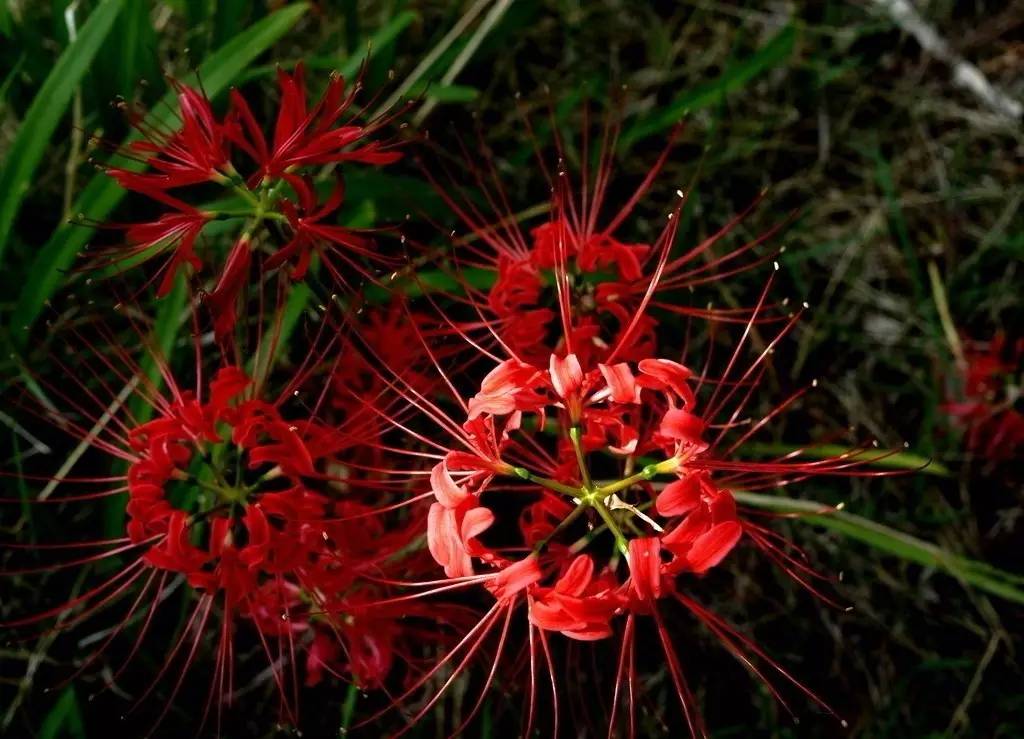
[944,333,1024,460]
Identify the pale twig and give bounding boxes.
[377,0,492,117]
[869,0,1022,123]
[38,376,138,501]
[946,632,1002,736]
[413,0,513,125]
[927,260,965,368]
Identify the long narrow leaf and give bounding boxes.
[239,10,420,84]
[740,442,950,477]
[735,491,1024,605]
[620,24,797,149]
[0,0,126,260]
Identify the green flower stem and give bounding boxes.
[591,497,630,557]
[511,466,580,498]
[596,457,680,497]
[209,208,287,222]
[569,426,592,489]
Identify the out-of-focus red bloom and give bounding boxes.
[944,333,1024,460]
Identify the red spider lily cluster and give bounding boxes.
[3,67,907,737]
[94,62,406,340]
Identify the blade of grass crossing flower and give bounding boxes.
[130,272,190,424]
[340,681,359,733]
[249,282,313,382]
[0,0,126,261]
[740,442,951,477]
[734,491,1024,605]
[620,24,797,150]
[8,2,310,350]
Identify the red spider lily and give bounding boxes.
[0,313,419,734]
[943,333,1024,460]
[109,79,230,191]
[93,64,405,338]
[225,63,402,184]
[270,174,404,292]
[417,110,788,366]
[86,190,211,297]
[352,252,907,736]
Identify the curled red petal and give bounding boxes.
[598,362,640,404]
[430,461,470,508]
[659,408,707,447]
[685,521,742,573]
[488,555,542,601]
[656,473,704,516]
[549,353,584,400]
[627,537,663,602]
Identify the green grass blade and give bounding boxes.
[734,491,1024,605]
[413,0,511,123]
[339,681,359,733]
[0,54,25,102]
[378,0,491,114]
[740,442,950,477]
[38,687,85,739]
[0,0,126,261]
[8,2,310,349]
[213,0,249,49]
[238,11,419,84]
[620,24,797,149]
